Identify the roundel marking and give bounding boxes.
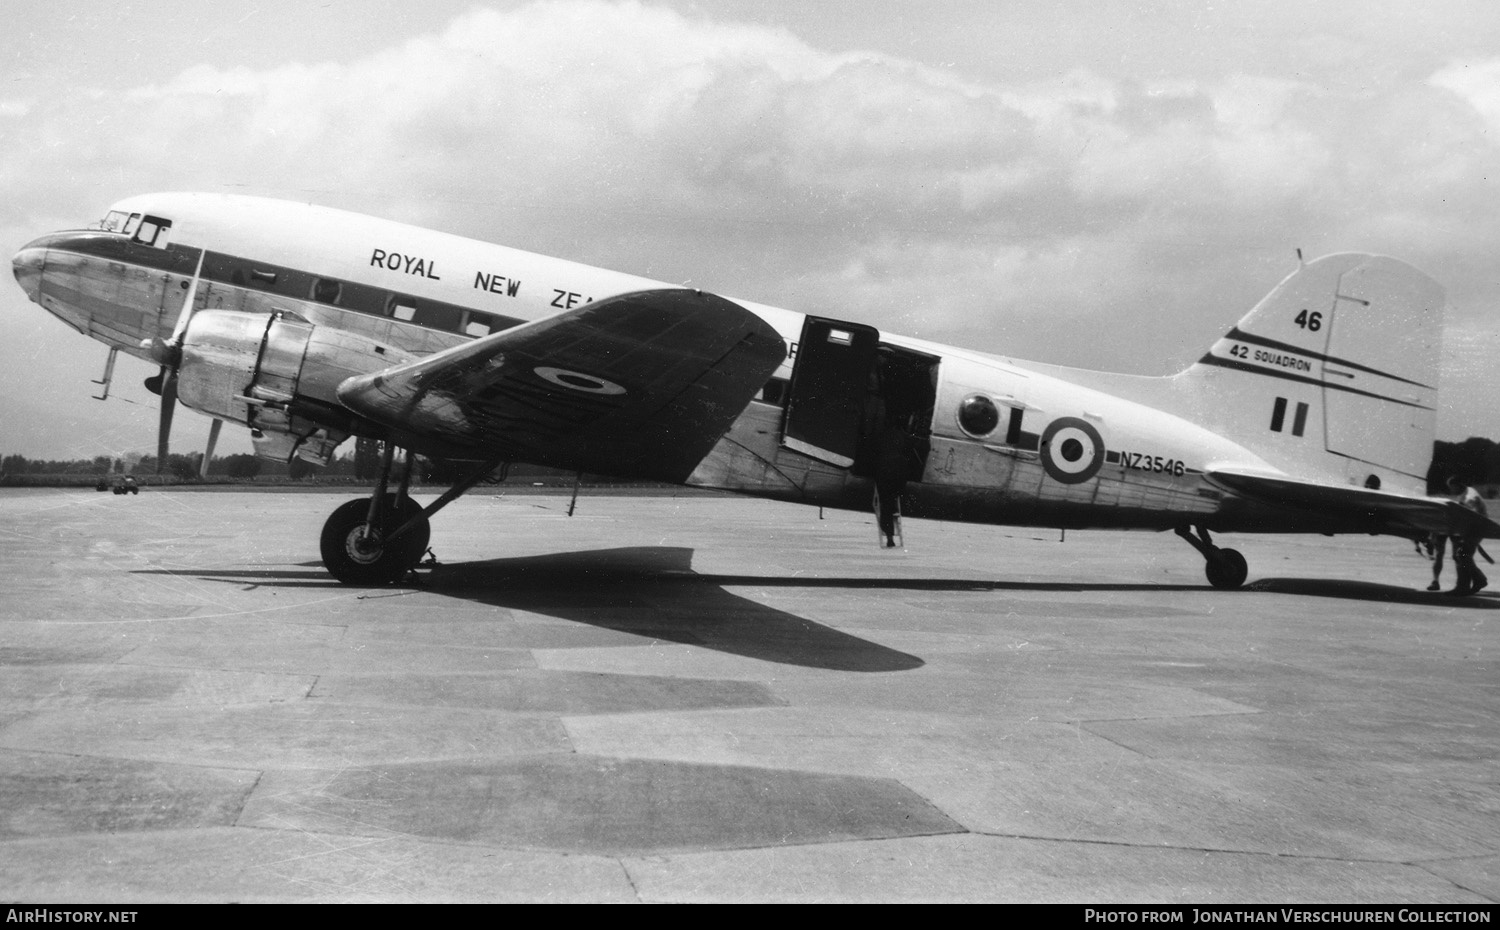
[1039,417,1105,484]
[533,366,627,395]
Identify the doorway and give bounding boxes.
[781,315,937,479]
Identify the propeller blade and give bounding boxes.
[200,419,222,478]
[156,369,178,474]
[167,249,207,346]
[151,250,204,477]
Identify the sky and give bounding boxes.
[2,0,1497,461]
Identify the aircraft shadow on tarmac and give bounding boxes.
[420,546,930,672]
[133,545,1495,671]
[138,546,934,672]
[1243,577,1497,607]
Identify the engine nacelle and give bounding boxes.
[176,309,415,460]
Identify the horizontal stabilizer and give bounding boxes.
[1210,469,1498,539]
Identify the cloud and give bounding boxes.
[2,0,1498,453]
[9,4,1490,259]
[1431,57,1500,139]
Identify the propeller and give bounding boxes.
[200,418,222,478]
[144,250,205,474]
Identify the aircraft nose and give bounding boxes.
[12,240,46,302]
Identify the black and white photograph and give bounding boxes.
[1,0,1497,905]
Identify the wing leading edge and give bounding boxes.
[337,289,787,482]
[1210,469,1499,540]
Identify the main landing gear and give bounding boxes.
[320,493,431,585]
[319,446,501,585]
[1175,524,1249,590]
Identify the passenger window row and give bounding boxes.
[91,216,523,339]
[196,249,520,338]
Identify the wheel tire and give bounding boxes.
[320,495,431,585]
[1205,547,1248,589]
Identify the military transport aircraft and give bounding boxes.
[12,193,1497,587]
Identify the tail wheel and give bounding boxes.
[1205,547,1248,590]
[320,495,430,585]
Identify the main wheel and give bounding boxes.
[320,495,431,585]
[1204,547,1248,589]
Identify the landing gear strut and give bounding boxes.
[1175,524,1249,590]
[320,444,429,585]
[318,447,502,585]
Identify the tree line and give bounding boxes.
[1428,438,1500,493]
[2,451,319,480]
[0,438,596,485]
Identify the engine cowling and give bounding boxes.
[175,309,415,459]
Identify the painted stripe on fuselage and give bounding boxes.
[1194,354,1433,410]
[1216,326,1434,389]
[39,232,529,339]
[1200,348,1434,411]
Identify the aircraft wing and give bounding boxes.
[337,289,786,482]
[1209,469,1499,540]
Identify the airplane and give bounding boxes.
[11,192,1498,589]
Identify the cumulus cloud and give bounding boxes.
[2,0,1498,452]
[1431,57,1500,139]
[9,6,1490,269]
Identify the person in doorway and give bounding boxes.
[862,353,912,549]
[873,413,912,548]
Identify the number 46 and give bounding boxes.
[1294,309,1323,331]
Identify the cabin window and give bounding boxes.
[464,313,495,338]
[311,278,342,305]
[757,377,789,406]
[957,393,1000,437]
[412,302,463,332]
[386,296,463,332]
[133,215,172,249]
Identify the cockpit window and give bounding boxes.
[121,213,142,237]
[98,210,130,233]
[133,215,172,249]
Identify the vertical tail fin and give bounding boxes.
[1175,253,1445,494]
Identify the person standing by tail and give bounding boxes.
[1446,476,1490,596]
[1424,532,1448,592]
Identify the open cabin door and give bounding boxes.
[782,316,881,467]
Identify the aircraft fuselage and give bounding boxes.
[12,193,1382,545]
